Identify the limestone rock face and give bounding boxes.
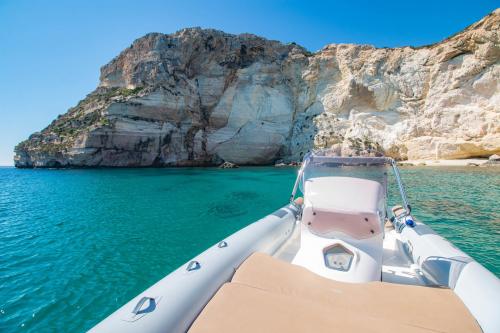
[291,9,500,161]
[14,10,500,167]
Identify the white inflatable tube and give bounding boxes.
[89,204,298,333]
[400,220,500,333]
[400,221,471,287]
[454,262,500,333]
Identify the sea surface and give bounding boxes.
[0,166,499,332]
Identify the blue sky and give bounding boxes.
[0,0,497,165]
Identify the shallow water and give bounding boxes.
[0,166,498,332]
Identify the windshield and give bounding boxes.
[301,155,390,193]
[290,150,411,216]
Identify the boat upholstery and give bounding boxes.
[189,252,481,333]
[302,177,385,239]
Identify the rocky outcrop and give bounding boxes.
[14,10,500,167]
[485,153,500,166]
[219,161,239,169]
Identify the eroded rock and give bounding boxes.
[219,161,239,169]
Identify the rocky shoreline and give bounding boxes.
[399,154,500,167]
[14,10,500,168]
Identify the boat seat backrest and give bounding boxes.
[302,176,384,239]
[302,205,381,239]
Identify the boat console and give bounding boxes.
[302,177,385,239]
[292,174,387,282]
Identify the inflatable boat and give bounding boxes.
[89,151,500,333]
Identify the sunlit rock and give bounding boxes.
[15,10,500,167]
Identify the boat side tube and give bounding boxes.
[400,220,500,333]
[89,204,299,333]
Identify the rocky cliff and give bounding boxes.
[15,10,500,167]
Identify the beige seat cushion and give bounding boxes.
[190,283,439,333]
[189,253,481,333]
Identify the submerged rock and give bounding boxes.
[14,10,500,167]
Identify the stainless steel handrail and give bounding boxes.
[389,158,411,214]
[289,152,311,205]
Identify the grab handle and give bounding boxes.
[132,297,154,315]
[186,260,201,271]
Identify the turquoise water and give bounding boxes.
[0,166,498,332]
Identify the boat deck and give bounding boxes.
[382,227,425,285]
[274,221,425,285]
[189,252,481,333]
